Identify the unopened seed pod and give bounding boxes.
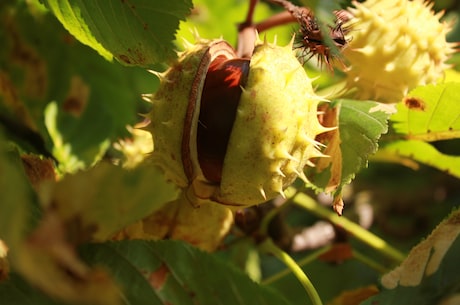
[145,38,330,208]
[342,0,457,102]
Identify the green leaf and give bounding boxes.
[79,240,292,305]
[360,209,460,305]
[41,0,193,65]
[377,140,460,178]
[1,3,160,172]
[41,162,178,241]
[309,100,393,193]
[0,273,64,305]
[339,100,392,184]
[379,83,460,177]
[391,83,460,142]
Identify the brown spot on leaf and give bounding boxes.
[4,15,47,99]
[117,47,147,65]
[118,54,131,64]
[0,71,37,131]
[21,154,56,189]
[149,264,170,290]
[404,96,426,111]
[63,76,90,116]
[64,215,99,244]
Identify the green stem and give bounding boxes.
[286,187,406,263]
[260,238,323,305]
[262,244,332,285]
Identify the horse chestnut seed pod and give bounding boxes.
[145,38,330,208]
[342,0,457,102]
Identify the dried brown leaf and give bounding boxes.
[15,210,121,305]
[381,209,460,289]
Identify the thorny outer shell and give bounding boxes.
[342,0,457,102]
[147,38,330,208]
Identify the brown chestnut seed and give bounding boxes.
[198,57,250,183]
[180,41,238,191]
[147,39,329,208]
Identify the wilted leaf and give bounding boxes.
[15,211,122,305]
[79,240,292,305]
[1,157,178,304]
[39,162,178,242]
[0,135,121,305]
[361,209,460,305]
[41,0,193,65]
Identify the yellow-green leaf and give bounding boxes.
[42,0,193,65]
[377,140,460,178]
[391,83,460,142]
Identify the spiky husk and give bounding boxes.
[147,38,329,208]
[215,40,330,206]
[343,0,456,102]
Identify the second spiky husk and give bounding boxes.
[342,0,457,102]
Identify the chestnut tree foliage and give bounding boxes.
[1,0,460,305]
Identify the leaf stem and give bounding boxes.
[261,244,332,285]
[286,187,406,263]
[259,238,323,305]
